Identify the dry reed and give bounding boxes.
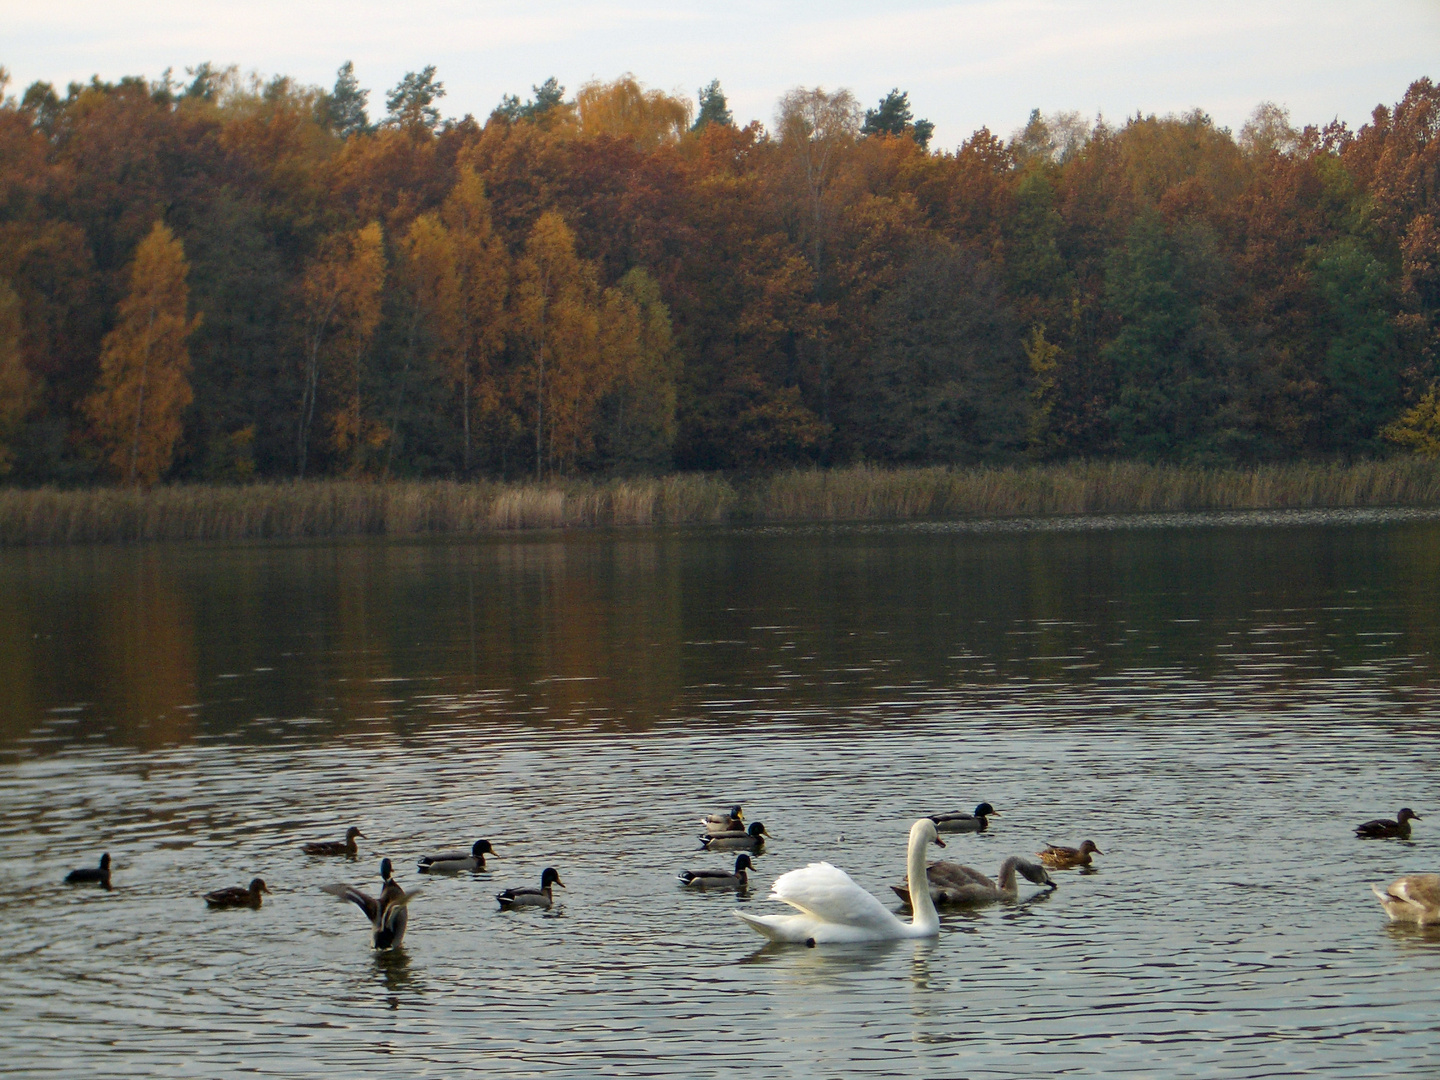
[3,461,1439,546]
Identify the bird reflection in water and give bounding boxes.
[374,948,415,1001]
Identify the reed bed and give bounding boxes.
[3,461,1439,546]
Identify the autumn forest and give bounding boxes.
[0,64,1437,486]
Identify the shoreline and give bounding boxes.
[3,460,1440,546]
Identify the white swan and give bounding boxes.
[733,818,945,944]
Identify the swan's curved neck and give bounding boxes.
[906,823,940,935]
[996,857,1020,893]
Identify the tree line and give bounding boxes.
[0,63,1437,485]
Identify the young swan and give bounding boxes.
[1372,874,1440,924]
[734,818,945,944]
[892,856,1055,906]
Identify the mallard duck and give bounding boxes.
[1356,808,1420,839]
[1372,874,1440,924]
[1036,840,1102,869]
[679,854,754,889]
[64,852,111,886]
[892,856,1055,906]
[702,806,745,836]
[733,819,946,944]
[929,803,998,833]
[417,840,495,873]
[497,867,564,909]
[322,858,411,949]
[205,877,270,908]
[302,826,364,856]
[700,822,769,852]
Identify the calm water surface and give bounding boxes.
[3,514,1440,1077]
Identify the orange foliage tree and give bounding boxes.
[441,168,509,471]
[83,222,200,485]
[296,221,385,475]
[512,211,615,475]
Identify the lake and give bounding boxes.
[3,512,1440,1077]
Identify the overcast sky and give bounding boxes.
[4,0,1436,148]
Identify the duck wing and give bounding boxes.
[419,849,470,864]
[322,883,380,922]
[204,886,252,905]
[770,862,900,934]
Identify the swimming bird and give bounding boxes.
[1372,874,1440,924]
[702,806,745,836]
[302,826,364,856]
[1356,808,1420,840]
[929,803,998,833]
[892,856,1055,906]
[417,840,495,874]
[497,867,564,909]
[205,877,270,909]
[322,858,411,949]
[701,822,769,852]
[64,853,111,886]
[1036,840,1102,869]
[733,818,945,944]
[679,854,754,889]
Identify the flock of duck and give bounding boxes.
[59,802,1437,949]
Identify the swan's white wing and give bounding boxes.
[769,862,902,934]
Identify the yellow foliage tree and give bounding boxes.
[0,280,36,475]
[574,75,692,150]
[1382,383,1440,457]
[599,267,679,471]
[512,212,614,475]
[296,221,385,476]
[441,168,510,472]
[83,222,200,486]
[389,211,459,473]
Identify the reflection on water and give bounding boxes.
[2,514,1440,1076]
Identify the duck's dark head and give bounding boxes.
[974,802,997,818]
[1079,840,1102,855]
[728,805,744,819]
[99,853,111,870]
[1399,808,1421,823]
[380,858,394,880]
[249,878,269,895]
[473,840,495,857]
[540,867,564,889]
[734,854,754,872]
[346,826,365,841]
[748,822,769,838]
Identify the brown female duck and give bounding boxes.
[1036,840,1102,869]
[302,826,364,856]
[205,877,270,908]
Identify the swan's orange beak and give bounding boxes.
[934,835,946,847]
